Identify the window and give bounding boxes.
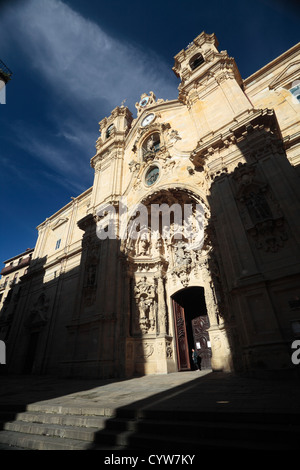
[55,239,61,250]
[145,166,160,187]
[106,124,114,139]
[290,84,300,103]
[189,53,204,71]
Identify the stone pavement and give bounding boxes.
[0,369,300,416]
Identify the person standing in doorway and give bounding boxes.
[192,348,201,371]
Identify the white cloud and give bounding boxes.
[1,0,178,110]
[0,0,178,193]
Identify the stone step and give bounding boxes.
[1,411,107,429]
[25,403,116,418]
[0,430,122,451]
[0,403,115,417]
[1,403,299,451]
[2,420,101,442]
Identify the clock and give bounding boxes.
[141,113,155,127]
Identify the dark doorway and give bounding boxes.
[24,331,39,374]
[172,286,211,371]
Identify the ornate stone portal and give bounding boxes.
[121,189,232,375]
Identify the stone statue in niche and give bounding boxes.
[245,191,272,222]
[134,276,155,299]
[138,236,151,257]
[174,241,192,267]
[171,240,194,287]
[146,135,156,152]
[155,236,165,256]
[86,265,97,286]
[133,276,156,334]
[137,296,155,334]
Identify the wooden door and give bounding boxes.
[172,299,190,371]
[192,316,212,369]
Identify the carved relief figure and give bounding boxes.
[174,241,192,267]
[137,234,151,257]
[133,276,157,334]
[245,191,272,222]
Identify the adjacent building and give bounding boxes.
[1,32,300,378]
[0,249,33,341]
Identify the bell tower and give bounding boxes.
[90,105,133,209]
[173,32,251,122]
[173,32,219,89]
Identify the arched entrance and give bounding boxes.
[121,187,214,376]
[172,286,212,371]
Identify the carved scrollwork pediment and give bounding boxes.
[232,162,266,201]
[128,126,182,191]
[132,122,169,153]
[132,122,181,155]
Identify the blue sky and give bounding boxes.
[0,0,299,265]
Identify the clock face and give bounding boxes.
[141,113,155,127]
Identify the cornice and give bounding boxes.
[244,42,300,88]
[283,130,300,150]
[268,60,300,90]
[190,108,281,168]
[36,187,92,230]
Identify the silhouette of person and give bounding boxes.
[192,348,201,371]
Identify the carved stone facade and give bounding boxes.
[1,32,300,379]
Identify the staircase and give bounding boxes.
[0,404,121,450]
[0,403,299,451]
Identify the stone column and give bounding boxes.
[201,257,233,372]
[155,265,167,336]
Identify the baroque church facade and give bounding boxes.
[1,32,300,378]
